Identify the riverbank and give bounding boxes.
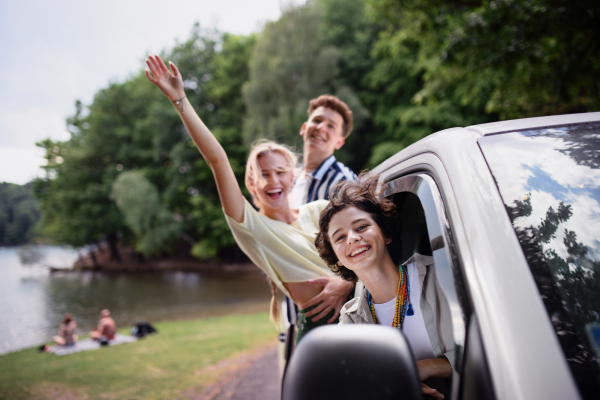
[0,312,278,400]
[73,242,257,274]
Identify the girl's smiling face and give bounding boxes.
[250,151,294,211]
[327,206,392,275]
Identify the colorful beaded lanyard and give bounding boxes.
[367,265,414,329]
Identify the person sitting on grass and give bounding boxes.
[145,55,353,342]
[53,313,77,347]
[315,174,454,400]
[90,309,116,342]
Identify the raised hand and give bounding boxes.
[145,55,185,102]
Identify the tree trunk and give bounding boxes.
[77,249,86,269]
[90,248,100,271]
[106,233,122,263]
[134,251,144,264]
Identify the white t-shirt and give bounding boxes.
[373,262,434,361]
[373,297,396,326]
[288,172,310,209]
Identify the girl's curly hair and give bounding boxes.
[315,173,402,282]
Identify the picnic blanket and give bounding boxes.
[48,334,137,356]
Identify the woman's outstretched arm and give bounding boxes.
[145,55,244,222]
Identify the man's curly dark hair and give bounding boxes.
[315,173,402,282]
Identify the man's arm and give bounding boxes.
[300,277,355,323]
[416,357,452,399]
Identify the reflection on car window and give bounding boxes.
[479,123,600,400]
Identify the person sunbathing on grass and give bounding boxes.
[145,55,353,342]
[315,174,454,399]
[53,313,78,347]
[90,309,116,342]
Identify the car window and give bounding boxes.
[479,123,600,400]
[383,173,472,397]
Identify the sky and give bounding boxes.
[0,0,303,185]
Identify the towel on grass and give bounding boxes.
[48,334,137,356]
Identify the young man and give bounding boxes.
[288,95,358,328]
[288,95,357,208]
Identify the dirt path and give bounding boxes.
[181,343,281,400]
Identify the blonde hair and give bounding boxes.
[245,140,298,207]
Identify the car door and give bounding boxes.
[378,162,496,400]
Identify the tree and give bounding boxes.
[162,31,257,259]
[243,4,339,147]
[315,0,383,169]
[363,0,496,165]
[112,171,182,255]
[242,1,373,171]
[365,0,600,132]
[34,25,256,261]
[0,182,40,245]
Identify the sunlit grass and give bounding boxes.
[0,312,276,400]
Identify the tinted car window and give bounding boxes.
[479,123,600,400]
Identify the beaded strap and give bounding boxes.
[368,265,413,329]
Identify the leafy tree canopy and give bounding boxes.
[0,182,40,246]
[34,26,255,260]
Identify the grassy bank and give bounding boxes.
[0,312,277,400]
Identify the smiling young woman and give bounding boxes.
[145,55,353,341]
[315,174,454,399]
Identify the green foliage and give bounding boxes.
[446,0,600,118]
[243,4,339,147]
[0,182,40,245]
[242,0,373,170]
[365,0,600,127]
[34,26,254,260]
[161,30,254,259]
[362,0,494,165]
[112,171,182,256]
[314,0,382,169]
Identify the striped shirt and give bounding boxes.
[289,155,357,208]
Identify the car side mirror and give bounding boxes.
[282,325,422,400]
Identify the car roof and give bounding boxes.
[373,112,600,175]
[466,111,600,136]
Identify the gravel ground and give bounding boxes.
[185,345,280,400]
[216,348,280,400]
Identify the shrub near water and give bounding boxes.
[0,312,276,400]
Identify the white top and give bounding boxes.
[288,171,310,209]
[403,262,435,360]
[225,198,335,298]
[288,155,357,207]
[373,297,396,326]
[373,262,434,361]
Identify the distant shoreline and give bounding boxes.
[7,242,260,274]
[74,241,257,274]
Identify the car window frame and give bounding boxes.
[380,169,472,399]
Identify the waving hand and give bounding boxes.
[145,55,185,102]
[144,55,245,222]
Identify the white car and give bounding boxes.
[282,112,600,400]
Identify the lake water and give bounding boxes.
[0,246,272,355]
